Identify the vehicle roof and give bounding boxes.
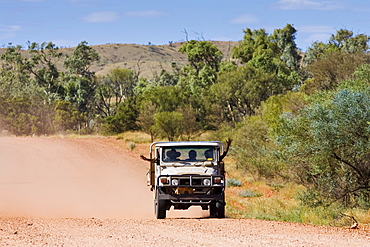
[152,141,222,147]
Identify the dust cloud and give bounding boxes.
[0,137,154,219]
[0,137,209,219]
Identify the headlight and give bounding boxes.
[172,178,179,186]
[203,178,211,186]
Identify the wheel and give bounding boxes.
[209,201,225,218]
[155,190,166,219]
[155,199,166,219]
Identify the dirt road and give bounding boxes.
[1,136,369,246]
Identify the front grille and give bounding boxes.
[179,178,202,185]
[158,175,224,188]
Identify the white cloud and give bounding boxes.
[277,0,344,10]
[230,14,259,24]
[299,25,335,34]
[298,25,335,47]
[0,25,21,41]
[306,32,332,43]
[83,11,120,23]
[0,25,21,32]
[124,10,164,18]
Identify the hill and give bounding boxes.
[88,41,238,79]
[0,41,239,80]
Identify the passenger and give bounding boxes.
[166,148,181,161]
[204,149,213,160]
[185,150,197,161]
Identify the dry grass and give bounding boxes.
[225,167,370,229]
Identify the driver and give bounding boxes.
[166,148,181,161]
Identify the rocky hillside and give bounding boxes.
[90,41,238,79]
[0,41,238,80]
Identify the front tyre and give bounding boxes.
[155,190,166,219]
[210,201,225,218]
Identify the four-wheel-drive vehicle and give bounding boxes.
[141,140,231,219]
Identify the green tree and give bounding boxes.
[54,100,81,132]
[178,105,200,140]
[232,24,301,71]
[0,96,43,136]
[302,29,370,93]
[273,68,370,207]
[232,91,306,179]
[154,62,180,86]
[0,44,33,97]
[0,43,56,135]
[136,102,157,142]
[101,97,139,134]
[141,85,185,112]
[63,41,100,131]
[304,29,370,65]
[96,68,137,117]
[179,40,223,74]
[232,115,272,178]
[222,24,302,118]
[153,111,183,141]
[64,41,100,77]
[303,51,369,92]
[178,40,223,92]
[26,42,64,101]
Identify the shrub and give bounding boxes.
[128,142,136,151]
[238,189,263,198]
[227,178,242,187]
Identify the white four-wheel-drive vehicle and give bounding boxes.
[141,140,231,219]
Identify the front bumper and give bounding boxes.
[156,175,225,204]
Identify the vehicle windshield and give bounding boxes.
[162,146,216,162]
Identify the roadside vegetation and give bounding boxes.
[1,24,370,228]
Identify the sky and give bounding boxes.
[1,0,370,52]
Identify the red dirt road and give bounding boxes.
[1,136,369,246]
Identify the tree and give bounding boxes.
[95,68,137,117]
[303,51,369,92]
[153,111,183,141]
[179,40,223,74]
[101,97,139,134]
[178,105,200,140]
[302,29,370,93]
[232,24,301,71]
[63,41,100,131]
[232,91,307,179]
[210,63,291,121]
[178,40,223,92]
[0,43,56,135]
[26,42,64,101]
[304,29,370,65]
[154,64,179,87]
[136,102,157,142]
[232,28,270,64]
[0,96,45,136]
[141,85,185,112]
[273,67,370,207]
[0,44,32,97]
[64,41,100,77]
[54,100,81,132]
[224,24,302,118]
